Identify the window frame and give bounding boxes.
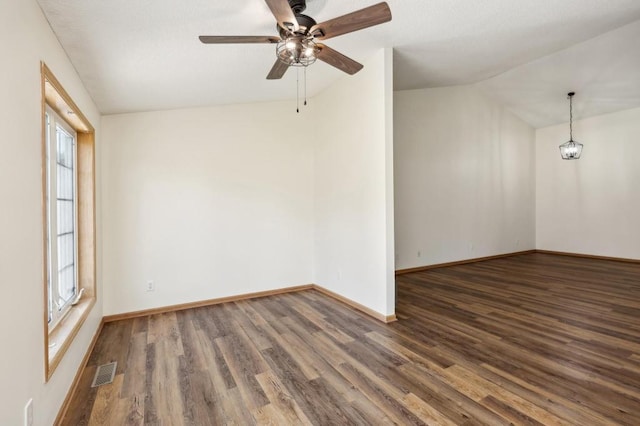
[41,62,97,381]
[45,106,80,330]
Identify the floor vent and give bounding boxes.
[91,362,117,387]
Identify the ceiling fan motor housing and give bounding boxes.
[288,0,307,14]
[279,13,317,37]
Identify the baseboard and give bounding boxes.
[54,318,104,426]
[103,282,396,325]
[395,250,536,275]
[311,285,397,323]
[535,250,640,263]
[103,284,314,323]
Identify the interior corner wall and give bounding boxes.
[311,48,395,316]
[535,107,640,259]
[394,85,536,270]
[0,1,103,424]
[101,102,314,315]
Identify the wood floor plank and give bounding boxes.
[231,302,273,351]
[103,392,144,426]
[146,340,186,426]
[87,320,132,374]
[88,374,124,425]
[443,364,571,425]
[215,335,270,410]
[397,362,512,426]
[260,344,364,424]
[183,371,220,426]
[61,253,640,425]
[399,392,457,426]
[62,364,96,426]
[480,362,617,425]
[194,329,236,392]
[147,312,184,356]
[480,394,545,426]
[255,370,313,425]
[280,319,383,411]
[251,403,290,425]
[175,310,209,374]
[120,331,147,398]
[337,362,426,425]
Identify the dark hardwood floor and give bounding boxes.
[60,253,640,425]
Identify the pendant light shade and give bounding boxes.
[559,92,583,160]
[559,140,583,159]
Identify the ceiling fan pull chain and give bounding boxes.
[296,67,300,113]
[304,66,308,106]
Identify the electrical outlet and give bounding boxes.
[24,399,33,426]
[146,280,155,292]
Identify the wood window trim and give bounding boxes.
[41,62,97,381]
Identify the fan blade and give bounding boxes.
[316,44,363,75]
[199,36,280,44]
[311,2,392,40]
[264,0,299,32]
[267,59,289,80]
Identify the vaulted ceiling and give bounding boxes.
[37,0,640,127]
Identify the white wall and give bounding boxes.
[394,85,536,270]
[0,1,102,425]
[103,49,395,320]
[312,48,395,316]
[101,102,314,315]
[536,107,640,259]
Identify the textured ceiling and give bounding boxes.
[36,0,640,126]
[476,19,640,128]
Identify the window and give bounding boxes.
[45,107,79,328]
[42,63,96,380]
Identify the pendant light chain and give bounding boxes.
[304,66,308,106]
[569,93,573,141]
[559,91,583,160]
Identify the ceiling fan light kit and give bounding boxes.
[199,0,391,111]
[276,37,319,67]
[559,92,583,160]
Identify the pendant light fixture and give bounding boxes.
[559,92,583,160]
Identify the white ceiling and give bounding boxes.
[37,0,640,127]
[476,19,640,128]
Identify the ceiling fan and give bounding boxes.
[199,0,392,80]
